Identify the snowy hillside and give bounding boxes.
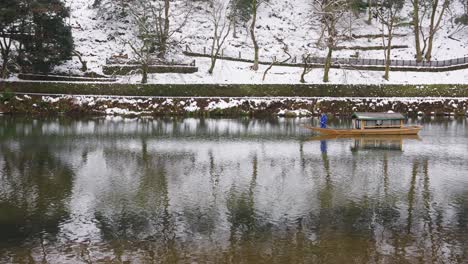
[61,0,468,84]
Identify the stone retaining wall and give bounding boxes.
[1,94,467,117]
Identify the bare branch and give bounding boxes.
[262,57,276,81]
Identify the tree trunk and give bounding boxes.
[425,0,438,61]
[262,59,275,81]
[141,63,148,83]
[208,59,217,74]
[81,61,88,72]
[323,46,333,83]
[209,40,220,75]
[367,0,372,24]
[384,34,392,81]
[0,50,9,79]
[1,60,8,79]
[73,51,88,72]
[0,37,12,79]
[300,62,308,83]
[209,28,217,74]
[349,13,353,39]
[384,54,390,80]
[250,0,259,71]
[232,16,237,38]
[425,0,447,61]
[425,35,434,62]
[159,0,170,58]
[413,0,423,62]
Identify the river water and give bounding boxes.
[0,116,467,263]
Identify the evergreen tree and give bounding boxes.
[19,0,73,73]
[231,0,252,23]
[348,0,367,16]
[0,0,27,78]
[228,0,252,38]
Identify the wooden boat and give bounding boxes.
[305,112,422,135]
[307,134,421,141]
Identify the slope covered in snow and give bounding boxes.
[59,0,468,84]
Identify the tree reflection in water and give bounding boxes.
[0,118,75,262]
[0,116,467,263]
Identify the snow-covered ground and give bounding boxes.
[53,0,468,84]
[115,57,468,84]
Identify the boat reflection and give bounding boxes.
[308,134,421,152]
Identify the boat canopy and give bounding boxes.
[352,112,405,121]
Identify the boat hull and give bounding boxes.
[304,125,423,135]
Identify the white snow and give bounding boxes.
[15,94,467,117]
[104,107,140,116]
[277,109,313,117]
[5,0,468,84]
[115,57,468,84]
[184,101,200,112]
[206,99,244,110]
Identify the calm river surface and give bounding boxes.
[0,116,467,263]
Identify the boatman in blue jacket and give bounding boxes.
[320,113,328,128]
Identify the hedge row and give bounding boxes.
[1,81,468,97]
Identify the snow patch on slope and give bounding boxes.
[54,0,468,84]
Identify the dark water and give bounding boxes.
[0,116,467,263]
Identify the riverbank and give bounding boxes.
[1,93,467,117]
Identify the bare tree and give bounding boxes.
[300,53,313,83]
[130,0,192,59]
[126,0,192,83]
[375,0,405,80]
[411,0,451,62]
[424,0,451,61]
[262,57,276,81]
[313,0,349,83]
[208,0,233,74]
[126,38,152,84]
[155,0,193,58]
[262,37,291,81]
[250,0,268,71]
[127,2,157,83]
[72,51,88,72]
